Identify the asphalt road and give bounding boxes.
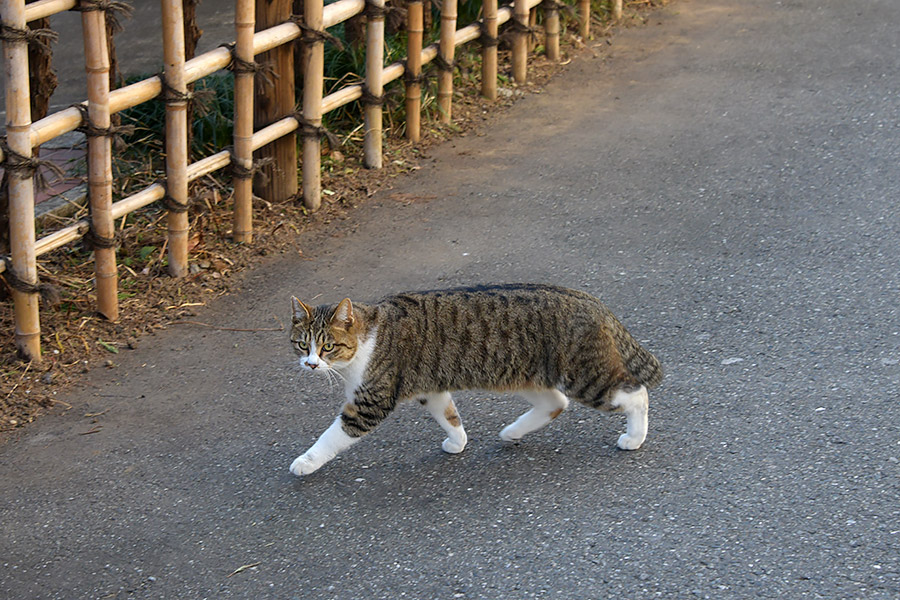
[2,0,899,598]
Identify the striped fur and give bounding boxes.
[289,284,662,474]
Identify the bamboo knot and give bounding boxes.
[364,0,407,31]
[84,227,118,250]
[0,259,61,306]
[402,60,427,86]
[292,111,340,150]
[72,104,135,140]
[540,0,575,16]
[479,22,500,48]
[0,24,59,53]
[162,193,190,214]
[70,0,135,34]
[229,151,275,183]
[289,16,345,51]
[221,43,276,87]
[502,18,539,45]
[360,85,385,107]
[0,140,66,191]
[157,72,192,105]
[433,54,457,73]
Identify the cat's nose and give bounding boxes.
[306,361,318,369]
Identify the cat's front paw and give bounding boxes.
[290,453,322,476]
[442,434,467,454]
[616,433,645,451]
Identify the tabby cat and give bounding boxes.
[288,283,663,476]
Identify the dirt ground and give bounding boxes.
[0,5,665,433]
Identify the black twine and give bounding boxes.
[0,140,66,191]
[0,260,61,305]
[69,0,134,34]
[229,151,275,183]
[83,226,117,250]
[73,103,134,139]
[162,193,190,214]
[292,111,340,150]
[289,16,345,51]
[433,53,456,73]
[0,23,59,53]
[157,72,192,104]
[360,85,384,107]
[479,22,500,48]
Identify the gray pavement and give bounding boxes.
[2,0,900,598]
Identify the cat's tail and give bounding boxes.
[615,326,663,389]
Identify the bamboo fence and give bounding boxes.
[0,0,598,362]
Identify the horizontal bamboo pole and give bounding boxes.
[29,1,367,149]
[324,0,365,28]
[24,0,75,22]
[28,0,540,267]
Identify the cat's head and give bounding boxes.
[290,297,362,372]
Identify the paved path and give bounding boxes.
[2,1,899,598]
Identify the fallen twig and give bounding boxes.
[226,561,261,578]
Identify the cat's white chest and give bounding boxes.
[336,328,377,401]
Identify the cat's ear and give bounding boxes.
[291,296,313,323]
[330,298,354,329]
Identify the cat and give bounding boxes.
[288,283,663,476]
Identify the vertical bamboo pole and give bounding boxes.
[437,0,457,123]
[545,0,560,61]
[254,0,297,204]
[233,0,255,243]
[302,0,324,210]
[363,0,385,168]
[81,2,118,320]
[405,0,423,142]
[578,0,590,40]
[1,0,41,361]
[160,0,190,277]
[512,0,528,84]
[481,0,498,100]
[612,0,623,21]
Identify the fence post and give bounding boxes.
[612,0,623,21]
[253,0,297,205]
[364,0,385,168]
[512,0,528,84]
[578,0,590,40]
[233,0,256,243]
[481,0,498,100]
[81,2,119,321]
[301,0,324,210]
[160,0,190,277]
[437,0,457,123]
[1,0,41,361]
[544,0,560,61]
[405,0,423,142]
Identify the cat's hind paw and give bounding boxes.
[616,432,645,451]
[442,434,467,454]
[499,426,522,443]
[290,453,322,476]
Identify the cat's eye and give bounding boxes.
[295,341,309,350]
[322,343,335,352]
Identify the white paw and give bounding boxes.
[499,426,521,443]
[289,453,322,476]
[617,433,645,451]
[442,435,467,454]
